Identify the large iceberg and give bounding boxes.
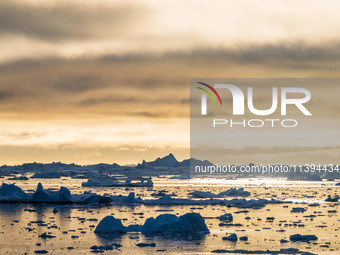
[141,213,209,233]
[94,216,127,233]
[30,183,73,203]
[94,212,209,234]
[0,183,29,201]
[52,187,73,203]
[0,183,109,204]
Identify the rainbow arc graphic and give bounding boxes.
[196,82,222,106]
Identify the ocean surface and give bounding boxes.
[0,177,339,254]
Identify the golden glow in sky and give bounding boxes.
[1,0,340,164]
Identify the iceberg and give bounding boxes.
[74,192,111,204]
[141,213,209,233]
[290,234,318,242]
[218,213,233,222]
[30,183,73,203]
[222,233,238,241]
[94,216,127,233]
[325,195,339,202]
[218,188,250,197]
[31,172,62,179]
[31,183,52,202]
[81,179,121,187]
[94,212,209,234]
[52,187,73,203]
[0,183,28,201]
[189,191,221,198]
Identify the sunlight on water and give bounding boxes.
[0,177,339,254]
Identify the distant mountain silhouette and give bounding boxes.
[136,153,213,169]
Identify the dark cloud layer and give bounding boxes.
[2,40,340,70]
[0,1,148,41]
[0,41,340,119]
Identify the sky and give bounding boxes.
[0,0,340,165]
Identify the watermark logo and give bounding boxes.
[190,78,339,177]
[196,82,223,114]
[198,83,312,116]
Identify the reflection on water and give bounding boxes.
[0,178,339,254]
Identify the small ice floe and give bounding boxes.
[212,248,317,254]
[34,250,48,254]
[325,195,339,202]
[110,192,143,204]
[95,212,209,234]
[39,232,56,239]
[31,220,45,224]
[290,234,318,242]
[218,213,233,222]
[239,236,248,241]
[169,174,190,180]
[7,175,29,180]
[218,188,250,197]
[90,245,114,251]
[290,207,307,213]
[220,223,243,227]
[82,179,121,187]
[189,191,221,198]
[234,210,249,214]
[222,233,238,241]
[328,210,337,213]
[82,177,153,187]
[24,208,37,212]
[136,243,156,247]
[151,190,176,197]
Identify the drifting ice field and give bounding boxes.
[0,177,339,254]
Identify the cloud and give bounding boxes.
[0,0,340,164]
[0,1,149,41]
[52,73,107,92]
[0,89,14,100]
[0,41,340,120]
